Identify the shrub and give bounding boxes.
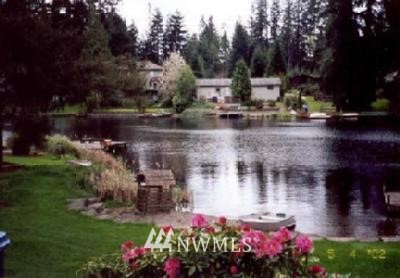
[371,98,390,112]
[251,99,264,110]
[79,215,327,278]
[10,115,51,155]
[45,134,79,157]
[80,149,137,203]
[266,100,276,107]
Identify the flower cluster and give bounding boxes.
[89,214,326,278]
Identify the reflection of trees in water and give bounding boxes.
[325,169,354,217]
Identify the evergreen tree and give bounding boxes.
[127,21,138,57]
[102,12,130,56]
[251,45,268,77]
[184,34,202,77]
[198,16,220,77]
[251,0,269,48]
[163,11,187,59]
[267,42,286,75]
[231,59,251,103]
[219,31,231,77]
[281,0,294,71]
[229,22,251,76]
[291,0,306,71]
[321,0,359,110]
[270,0,281,43]
[144,9,163,64]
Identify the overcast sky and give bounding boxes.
[117,0,253,38]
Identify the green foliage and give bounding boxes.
[198,17,221,78]
[371,98,390,112]
[173,65,196,113]
[231,60,251,103]
[163,11,187,59]
[45,134,79,158]
[251,45,268,77]
[0,157,152,277]
[10,115,51,155]
[267,42,286,76]
[229,22,251,76]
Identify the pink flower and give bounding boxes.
[230,265,238,275]
[218,216,227,226]
[241,224,251,232]
[162,225,174,233]
[309,265,327,277]
[240,230,267,254]
[121,240,134,252]
[206,226,215,234]
[257,238,283,257]
[274,227,291,243]
[191,214,209,228]
[122,247,147,262]
[164,258,181,278]
[296,235,313,254]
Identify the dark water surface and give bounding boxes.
[52,116,400,237]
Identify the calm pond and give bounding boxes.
[52,116,400,237]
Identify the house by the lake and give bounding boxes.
[138,61,163,101]
[196,77,282,103]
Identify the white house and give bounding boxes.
[138,61,163,100]
[196,77,282,103]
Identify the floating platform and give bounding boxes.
[218,112,244,119]
[73,139,127,152]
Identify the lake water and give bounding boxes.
[47,116,400,236]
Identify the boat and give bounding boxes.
[238,212,296,231]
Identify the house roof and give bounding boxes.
[138,61,163,71]
[196,77,281,87]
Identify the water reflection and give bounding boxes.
[48,116,400,237]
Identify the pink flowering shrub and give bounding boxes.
[80,215,326,277]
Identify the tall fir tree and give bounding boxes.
[163,11,187,59]
[251,45,268,77]
[281,0,294,72]
[127,21,138,57]
[321,0,359,110]
[267,42,286,75]
[219,31,231,77]
[229,22,251,76]
[198,16,221,77]
[184,34,202,77]
[251,0,269,48]
[144,9,163,64]
[270,0,281,43]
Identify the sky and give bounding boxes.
[117,0,253,38]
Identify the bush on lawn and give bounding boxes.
[45,134,79,157]
[371,98,390,112]
[79,215,327,278]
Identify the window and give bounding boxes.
[267,85,274,90]
[215,88,221,92]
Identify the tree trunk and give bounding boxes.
[0,112,3,167]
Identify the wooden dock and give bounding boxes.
[218,112,244,119]
[73,139,127,152]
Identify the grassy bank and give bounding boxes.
[0,155,399,277]
[0,155,152,277]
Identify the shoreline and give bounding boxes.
[67,198,400,243]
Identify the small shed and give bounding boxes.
[136,169,176,214]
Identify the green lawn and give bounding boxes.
[0,156,399,277]
[0,156,152,277]
[305,96,335,113]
